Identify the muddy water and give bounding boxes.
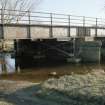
[0,54,105,82]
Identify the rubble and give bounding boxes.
[41,70,105,105]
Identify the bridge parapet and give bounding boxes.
[0,9,105,39]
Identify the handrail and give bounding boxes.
[0,9,105,29]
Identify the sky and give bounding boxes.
[36,0,105,18]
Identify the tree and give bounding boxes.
[0,0,42,23]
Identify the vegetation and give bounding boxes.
[0,0,43,23]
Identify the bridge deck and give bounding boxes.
[0,9,105,39]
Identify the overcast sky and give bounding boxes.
[37,0,105,18]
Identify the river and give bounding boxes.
[0,53,105,82]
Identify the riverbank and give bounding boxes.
[0,69,105,105]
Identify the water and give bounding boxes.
[0,53,105,82]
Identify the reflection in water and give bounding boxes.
[0,54,104,74]
[0,53,105,82]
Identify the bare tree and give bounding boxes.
[0,0,42,23]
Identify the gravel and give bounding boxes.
[41,70,105,105]
[0,70,105,105]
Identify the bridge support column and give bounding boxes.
[49,26,53,38]
[27,26,31,38]
[14,39,21,73]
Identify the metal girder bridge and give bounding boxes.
[0,9,105,40]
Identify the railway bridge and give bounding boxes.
[0,9,105,39]
[0,9,105,68]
